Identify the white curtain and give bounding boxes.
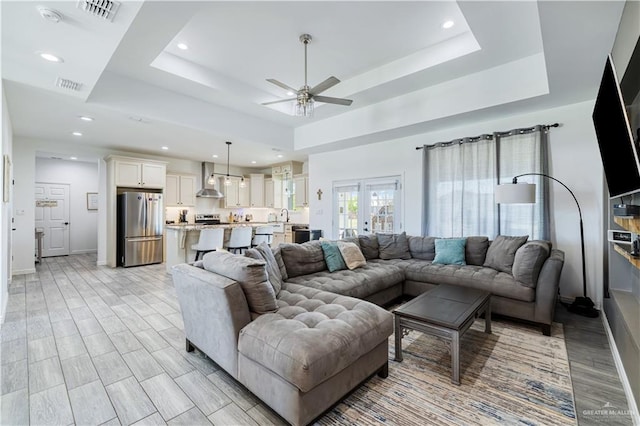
[424,126,549,240]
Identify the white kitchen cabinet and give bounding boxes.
[166,174,196,206]
[224,177,251,208]
[114,158,166,188]
[272,232,285,247]
[249,174,264,207]
[294,175,309,208]
[264,178,274,208]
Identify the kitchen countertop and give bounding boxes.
[165,222,309,231]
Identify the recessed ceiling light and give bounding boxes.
[251,161,257,164]
[39,52,63,62]
[161,146,169,150]
[79,116,93,121]
[70,156,77,160]
[277,154,283,158]
[72,131,82,136]
[286,91,295,96]
[212,154,218,158]
[442,20,455,29]
[177,43,188,50]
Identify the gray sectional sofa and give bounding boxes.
[172,232,564,425]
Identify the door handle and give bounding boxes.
[64,222,69,225]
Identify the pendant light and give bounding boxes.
[224,141,232,186]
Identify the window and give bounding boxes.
[423,127,548,239]
[334,177,402,238]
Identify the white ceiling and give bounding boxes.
[1,1,627,167]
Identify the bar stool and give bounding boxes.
[227,226,253,254]
[191,228,224,261]
[251,225,274,247]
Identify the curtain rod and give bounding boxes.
[415,122,559,150]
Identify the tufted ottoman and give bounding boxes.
[237,283,393,426]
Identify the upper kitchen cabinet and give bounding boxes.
[249,174,265,207]
[224,177,251,208]
[166,174,197,206]
[109,156,167,189]
[294,174,309,208]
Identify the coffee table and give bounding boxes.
[393,284,491,385]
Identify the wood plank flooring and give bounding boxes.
[0,254,634,425]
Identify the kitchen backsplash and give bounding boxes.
[165,205,309,224]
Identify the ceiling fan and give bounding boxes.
[262,34,353,116]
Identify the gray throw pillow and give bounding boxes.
[358,234,379,260]
[245,245,283,296]
[512,241,551,288]
[272,246,288,281]
[465,236,490,266]
[483,235,529,273]
[408,236,437,261]
[377,232,412,260]
[279,241,327,278]
[202,251,277,314]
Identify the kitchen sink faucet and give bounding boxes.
[281,208,290,223]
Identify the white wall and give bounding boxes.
[1,84,14,321]
[309,100,605,307]
[35,158,99,254]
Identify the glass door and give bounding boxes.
[333,177,402,238]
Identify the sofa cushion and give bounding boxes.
[483,235,529,273]
[280,241,326,278]
[256,243,283,295]
[238,283,393,392]
[358,235,379,260]
[272,247,288,281]
[407,236,436,261]
[397,259,535,302]
[320,241,347,272]
[337,241,366,270]
[512,241,551,288]
[433,238,466,265]
[465,236,490,266]
[284,262,404,300]
[377,232,411,260]
[203,251,277,314]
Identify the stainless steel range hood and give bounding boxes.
[196,162,224,198]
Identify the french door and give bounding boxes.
[333,177,402,239]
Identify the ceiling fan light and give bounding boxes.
[295,99,314,117]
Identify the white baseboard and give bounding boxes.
[71,249,97,255]
[12,268,36,276]
[601,310,640,425]
[96,260,107,266]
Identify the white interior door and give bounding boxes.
[35,183,70,257]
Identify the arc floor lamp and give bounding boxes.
[495,173,599,318]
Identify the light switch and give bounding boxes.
[316,209,323,215]
[15,209,25,216]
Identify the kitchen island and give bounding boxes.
[164,222,309,273]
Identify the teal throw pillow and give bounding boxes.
[433,238,467,265]
[320,241,347,272]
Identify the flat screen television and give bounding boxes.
[592,54,640,199]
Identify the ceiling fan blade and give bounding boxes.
[309,76,340,95]
[261,98,297,106]
[312,95,353,106]
[266,79,298,94]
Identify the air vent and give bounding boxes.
[56,78,82,91]
[76,0,120,21]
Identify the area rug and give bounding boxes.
[320,320,577,425]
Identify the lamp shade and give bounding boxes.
[495,183,536,204]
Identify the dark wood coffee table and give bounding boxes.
[393,284,491,385]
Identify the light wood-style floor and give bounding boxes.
[0,254,634,425]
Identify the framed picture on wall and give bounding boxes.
[87,192,98,210]
[3,155,10,203]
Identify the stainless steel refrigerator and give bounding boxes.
[117,192,163,267]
